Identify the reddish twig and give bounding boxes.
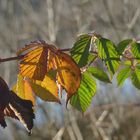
[0,55,24,63]
[60,48,71,52]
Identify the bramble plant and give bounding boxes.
[0,32,140,134]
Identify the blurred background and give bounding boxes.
[0,0,140,140]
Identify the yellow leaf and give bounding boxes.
[13,74,35,106]
[18,41,81,103]
[55,51,81,100]
[30,72,60,103]
[19,42,49,81]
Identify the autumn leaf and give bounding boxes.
[30,70,60,103]
[18,41,81,103]
[0,77,10,128]
[55,51,81,101]
[30,50,81,103]
[13,74,35,106]
[18,41,50,81]
[9,91,35,134]
[0,76,35,134]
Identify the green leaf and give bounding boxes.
[131,67,140,89]
[117,67,131,86]
[88,53,97,63]
[70,72,96,112]
[117,39,132,54]
[70,34,92,67]
[123,60,131,66]
[95,38,120,77]
[131,41,140,59]
[87,67,111,83]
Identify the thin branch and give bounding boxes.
[60,48,71,52]
[0,47,72,63]
[122,54,140,60]
[60,48,98,55]
[0,55,24,63]
[0,46,138,64]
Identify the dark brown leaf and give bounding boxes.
[0,76,35,134]
[9,91,35,134]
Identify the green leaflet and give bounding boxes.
[70,34,93,67]
[117,39,132,55]
[123,60,131,66]
[70,71,96,112]
[117,67,131,86]
[87,67,111,83]
[131,67,140,90]
[95,38,120,77]
[131,41,140,59]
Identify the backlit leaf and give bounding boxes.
[13,74,35,106]
[30,71,60,103]
[131,41,140,59]
[18,41,81,104]
[87,67,111,83]
[55,51,81,101]
[71,34,92,67]
[95,38,120,77]
[117,39,132,54]
[131,67,140,89]
[70,72,96,112]
[19,41,49,81]
[117,67,131,86]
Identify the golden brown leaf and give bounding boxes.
[19,42,48,81]
[13,74,35,106]
[18,41,81,103]
[17,41,43,56]
[55,51,81,100]
[30,71,60,103]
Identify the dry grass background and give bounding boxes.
[0,0,140,139]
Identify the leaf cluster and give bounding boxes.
[0,33,140,134]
